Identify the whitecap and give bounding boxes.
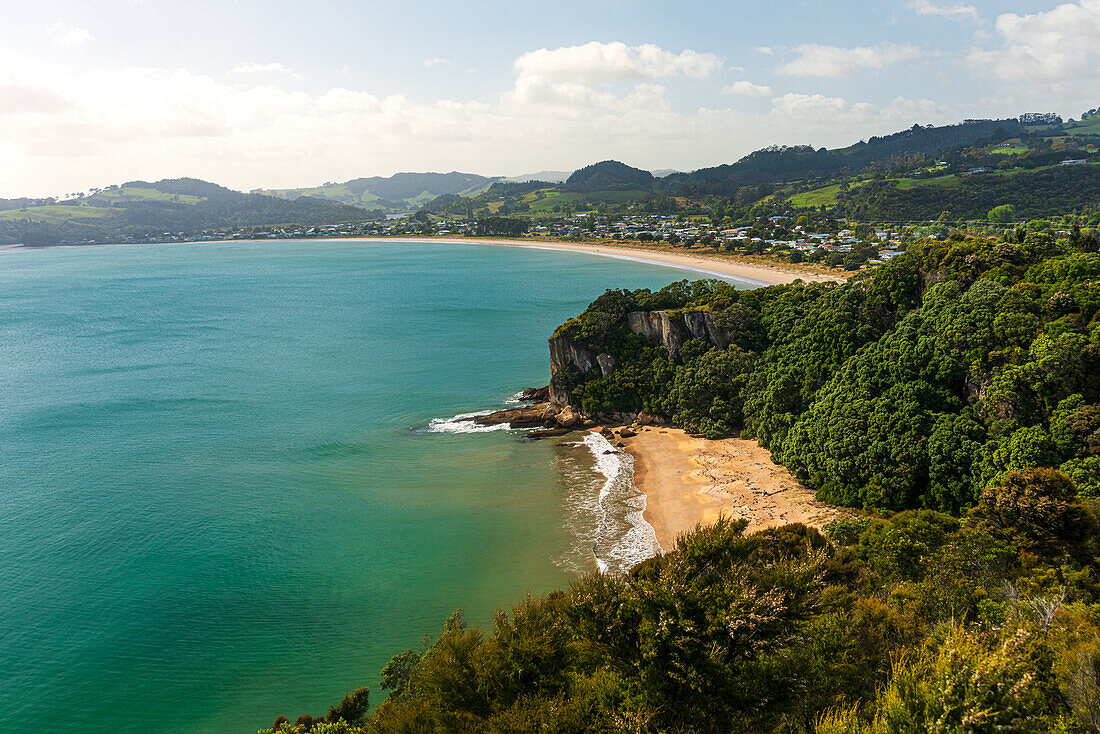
[579,431,663,573]
[425,410,514,434]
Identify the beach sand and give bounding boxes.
[618,427,848,552]
[352,236,845,286]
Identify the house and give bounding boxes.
[1061,159,1087,166]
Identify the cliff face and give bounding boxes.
[627,311,684,360]
[626,310,738,361]
[548,333,596,406]
[548,309,740,407]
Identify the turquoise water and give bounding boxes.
[0,240,749,733]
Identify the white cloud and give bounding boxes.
[47,25,92,48]
[0,44,954,197]
[0,79,73,115]
[424,57,450,68]
[722,80,773,97]
[514,41,721,84]
[229,62,299,78]
[910,0,982,25]
[776,43,923,79]
[506,42,720,111]
[968,0,1100,86]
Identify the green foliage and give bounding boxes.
[988,203,1018,223]
[474,216,530,236]
[260,505,1100,733]
[554,236,1100,512]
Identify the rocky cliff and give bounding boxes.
[547,308,741,408]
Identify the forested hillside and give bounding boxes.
[665,118,1026,193]
[254,232,1100,734]
[839,164,1100,221]
[553,232,1100,511]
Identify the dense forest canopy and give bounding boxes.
[565,161,656,192]
[553,232,1100,512]
[254,232,1100,734]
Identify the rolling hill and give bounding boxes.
[0,178,373,245]
[258,172,497,211]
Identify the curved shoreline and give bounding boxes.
[344,236,844,286]
[5,236,845,286]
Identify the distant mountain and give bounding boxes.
[0,178,372,245]
[503,171,571,184]
[650,169,681,178]
[259,172,497,210]
[564,161,655,192]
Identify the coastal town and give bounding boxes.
[69,212,922,266]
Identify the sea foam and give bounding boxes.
[579,431,663,573]
[426,410,514,434]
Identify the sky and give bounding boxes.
[2,0,1099,197]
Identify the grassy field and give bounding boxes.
[0,204,119,224]
[95,186,206,205]
[524,189,650,212]
[0,185,208,225]
[787,180,870,207]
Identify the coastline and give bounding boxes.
[613,426,847,551]
[5,236,846,286]
[341,236,847,286]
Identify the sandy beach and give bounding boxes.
[617,427,848,551]
[352,236,845,285]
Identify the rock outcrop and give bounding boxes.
[548,333,596,406]
[627,309,740,362]
[627,311,684,360]
[682,311,735,350]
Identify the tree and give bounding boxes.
[988,204,1017,223]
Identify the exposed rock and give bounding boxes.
[469,402,550,428]
[683,310,735,350]
[582,419,596,427]
[600,427,615,440]
[520,386,550,402]
[627,311,683,361]
[596,353,615,377]
[618,427,637,438]
[637,412,654,425]
[548,333,596,406]
[616,442,626,448]
[558,406,578,428]
[526,427,572,440]
[626,309,740,362]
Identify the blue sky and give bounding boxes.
[2,0,1098,196]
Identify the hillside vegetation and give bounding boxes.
[254,232,1100,734]
[554,232,1100,512]
[0,178,372,245]
[259,172,497,210]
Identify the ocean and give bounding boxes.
[0,239,753,733]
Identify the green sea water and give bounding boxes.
[0,240,754,733]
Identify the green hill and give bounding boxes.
[259,172,497,211]
[564,160,655,192]
[0,178,373,245]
